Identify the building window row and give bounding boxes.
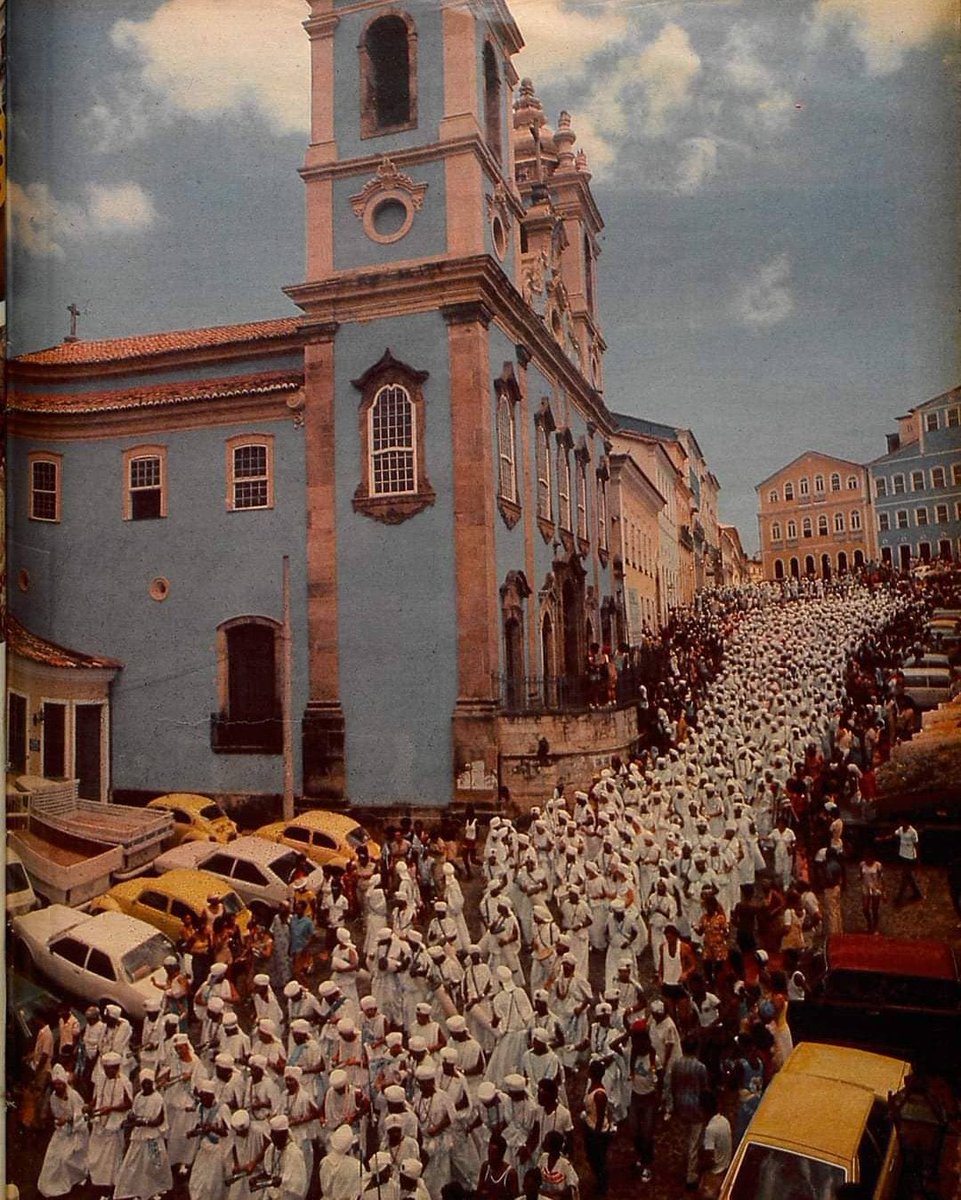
[924,404,961,431]
[28,439,275,524]
[773,472,858,505]
[878,466,952,500]
[880,505,952,535]
[771,509,862,542]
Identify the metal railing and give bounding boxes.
[493,658,666,715]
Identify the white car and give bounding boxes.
[12,907,174,1021]
[152,835,326,909]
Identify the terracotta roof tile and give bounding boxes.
[7,613,123,670]
[9,370,303,415]
[15,317,301,366]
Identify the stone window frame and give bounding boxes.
[596,458,610,561]
[494,363,522,528]
[892,473,906,495]
[123,444,168,521]
[878,512,890,532]
[930,466,946,489]
[935,503,949,525]
[846,475,859,490]
[786,519,798,540]
[834,512,845,533]
[896,510,909,530]
[534,399,556,542]
[830,473,841,492]
[213,615,283,756]
[768,489,778,504]
[574,442,590,551]
[28,451,62,523]
[556,429,574,538]
[911,470,925,492]
[818,514,829,536]
[359,10,418,140]
[802,516,813,538]
[850,509,862,532]
[352,349,434,525]
[814,473,825,494]
[875,477,887,498]
[225,434,275,512]
[799,475,810,496]
[784,481,795,501]
[924,410,939,432]
[771,520,782,542]
[915,507,929,527]
[482,40,503,166]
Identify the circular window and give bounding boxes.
[491,214,507,260]
[149,576,170,602]
[363,191,416,245]
[17,569,30,592]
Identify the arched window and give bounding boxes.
[805,555,816,575]
[818,514,829,536]
[799,476,810,496]
[212,618,282,754]
[802,517,813,538]
[771,521,781,542]
[846,475,858,490]
[769,489,778,504]
[786,520,797,539]
[784,482,794,501]
[496,395,517,504]
[850,509,862,531]
[790,557,800,578]
[596,474,609,551]
[536,424,552,523]
[557,444,572,532]
[361,14,416,138]
[483,42,502,164]
[834,512,845,533]
[830,473,841,492]
[814,474,824,494]
[576,461,588,541]
[837,551,848,573]
[371,385,416,496]
[853,549,864,567]
[774,559,784,580]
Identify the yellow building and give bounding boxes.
[756,451,876,581]
[608,453,666,641]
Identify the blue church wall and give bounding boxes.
[332,7,447,163]
[332,160,447,272]
[333,314,458,807]
[8,419,309,796]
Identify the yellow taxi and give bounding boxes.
[88,869,251,942]
[253,809,379,872]
[148,793,238,845]
[719,1042,910,1200]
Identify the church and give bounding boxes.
[8,0,656,811]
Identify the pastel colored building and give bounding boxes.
[868,387,961,569]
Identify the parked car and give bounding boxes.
[899,666,952,710]
[152,836,326,909]
[147,793,238,845]
[7,974,82,1083]
[11,907,175,1021]
[719,1042,910,1200]
[88,869,251,942]
[790,934,961,1068]
[7,848,40,920]
[253,810,379,872]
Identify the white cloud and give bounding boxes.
[675,136,719,194]
[734,254,795,329]
[720,26,794,133]
[636,23,702,136]
[512,0,628,82]
[110,0,309,134]
[11,180,157,258]
[811,0,957,74]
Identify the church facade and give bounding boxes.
[8,0,658,810]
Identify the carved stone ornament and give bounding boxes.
[350,157,428,245]
[486,183,513,226]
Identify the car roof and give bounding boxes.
[207,836,305,865]
[783,1042,911,1101]
[148,793,219,813]
[279,810,362,835]
[59,911,170,952]
[117,868,241,903]
[827,934,959,983]
[742,1072,874,1165]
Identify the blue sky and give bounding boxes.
[9,0,960,551]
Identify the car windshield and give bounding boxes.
[120,933,172,983]
[345,826,369,849]
[728,1145,845,1200]
[273,851,308,885]
[7,862,30,893]
[199,804,224,821]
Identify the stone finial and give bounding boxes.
[575,148,591,177]
[513,77,545,130]
[555,110,576,169]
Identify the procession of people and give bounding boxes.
[17,571,954,1200]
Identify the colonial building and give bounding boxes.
[8,0,676,810]
[718,524,751,588]
[756,451,875,581]
[868,388,961,569]
[607,453,666,640]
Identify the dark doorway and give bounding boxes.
[227,624,278,723]
[899,544,911,570]
[42,702,67,778]
[821,554,832,580]
[75,704,103,800]
[504,617,524,710]
[8,693,27,774]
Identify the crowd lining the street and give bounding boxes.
[16,569,960,1200]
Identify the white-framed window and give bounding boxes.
[892,474,905,495]
[875,477,887,498]
[952,462,961,486]
[771,521,782,542]
[834,512,845,532]
[802,517,813,538]
[818,515,829,536]
[830,473,841,492]
[814,474,824,494]
[850,509,862,531]
[878,512,890,532]
[226,435,274,510]
[896,510,909,529]
[557,445,572,531]
[947,406,960,428]
[769,489,778,504]
[799,476,810,496]
[370,385,415,496]
[911,470,925,492]
[536,424,552,522]
[496,395,517,504]
[846,475,858,490]
[925,410,939,432]
[597,476,609,551]
[935,503,949,524]
[576,462,588,540]
[124,445,167,520]
[784,482,795,501]
[786,520,797,539]
[29,453,62,522]
[931,466,946,489]
[955,502,961,522]
[916,507,928,527]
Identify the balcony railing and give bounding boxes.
[493,657,666,716]
[210,713,283,755]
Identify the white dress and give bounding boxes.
[87,1074,133,1187]
[38,1088,88,1197]
[114,1090,174,1200]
